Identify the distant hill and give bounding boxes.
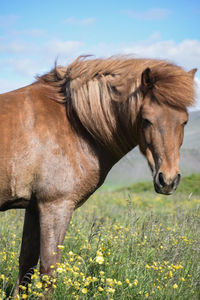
[104,110,200,187]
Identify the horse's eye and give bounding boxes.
[142,118,152,127]
[182,120,188,126]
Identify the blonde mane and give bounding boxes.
[38,56,196,156]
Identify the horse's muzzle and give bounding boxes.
[154,172,181,195]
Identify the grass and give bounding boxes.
[0,174,200,299]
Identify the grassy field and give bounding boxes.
[0,174,200,299]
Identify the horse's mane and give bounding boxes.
[37,56,196,156]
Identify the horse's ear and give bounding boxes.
[188,68,197,79]
[141,67,154,90]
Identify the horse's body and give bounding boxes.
[0,57,196,289]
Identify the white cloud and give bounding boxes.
[0,39,83,78]
[122,39,200,70]
[64,17,95,25]
[123,8,171,20]
[0,34,199,111]
[0,40,38,54]
[193,78,200,110]
[121,38,200,111]
[44,39,83,60]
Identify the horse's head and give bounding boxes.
[138,67,197,195]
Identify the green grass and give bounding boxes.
[0,174,200,299]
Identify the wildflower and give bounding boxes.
[99,271,105,276]
[57,267,65,273]
[98,286,104,292]
[42,275,49,281]
[35,281,43,289]
[125,278,130,284]
[168,271,173,278]
[19,285,27,291]
[82,288,88,294]
[173,284,178,289]
[92,277,98,282]
[21,294,28,299]
[95,250,104,264]
[145,292,149,298]
[106,278,114,286]
[57,245,64,250]
[106,287,115,294]
[180,277,185,282]
[145,264,151,269]
[133,279,138,286]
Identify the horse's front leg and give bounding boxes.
[14,202,40,294]
[38,198,74,277]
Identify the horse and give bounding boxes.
[0,56,197,292]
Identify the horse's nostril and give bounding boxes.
[177,173,181,185]
[158,172,165,187]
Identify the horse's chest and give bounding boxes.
[36,144,101,203]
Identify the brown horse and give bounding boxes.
[0,56,197,290]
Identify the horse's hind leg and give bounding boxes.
[38,199,74,277]
[15,201,40,293]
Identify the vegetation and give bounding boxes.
[0,174,200,299]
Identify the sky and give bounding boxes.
[0,0,200,109]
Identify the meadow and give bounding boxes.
[0,174,200,299]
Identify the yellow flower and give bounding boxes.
[173,284,178,289]
[125,278,130,284]
[133,279,138,286]
[180,277,185,282]
[146,264,151,269]
[57,245,64,250]
[99,271,105,276]
[57,267,65,273]
[98,286,104,292]
[21,294,28,299]
[106,287,115,294]
[35,281,43,289]
[19,285,27,291]
[145,292,149,298]
[82,288,88,294]
[95,251,104,264]
[168,271,173,278]
[106,278,114,286]
[42,275,49,281]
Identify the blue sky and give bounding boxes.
[0,0,200,108]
